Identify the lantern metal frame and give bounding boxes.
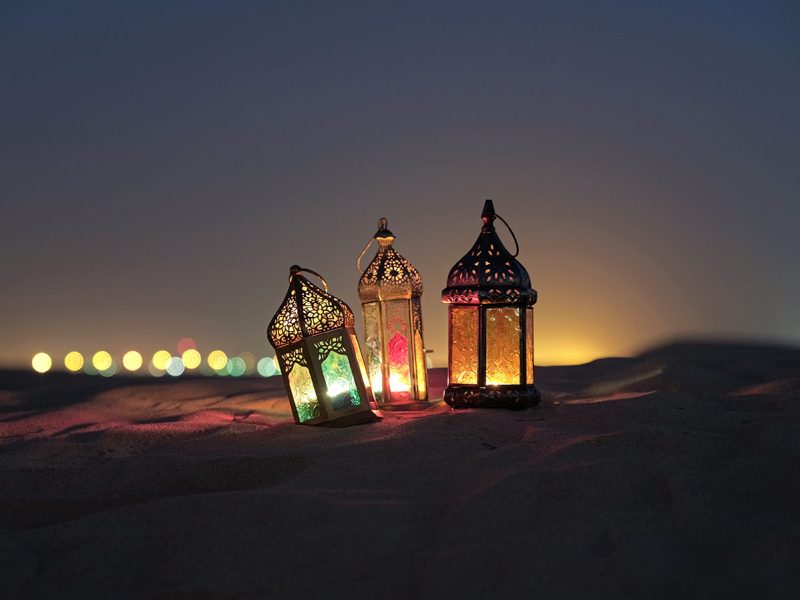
[357,218,428,407]
[441,200,540,409]
[268,265,376,426]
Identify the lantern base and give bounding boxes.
[443,385,541,409]
[377,400,432,412]
[318,409,381,428]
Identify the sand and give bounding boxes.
[1,341,799,599]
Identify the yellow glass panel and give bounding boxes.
[362,303,383,399]
[526,308,534,384]
[349,333,372,394]
[287,362,319,423]
[486,307,520,385]
[414,330,427,399]
[449,307,478,384]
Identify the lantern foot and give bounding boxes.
[443,385,541,409]
[318,410,382,428]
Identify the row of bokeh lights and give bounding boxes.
[29,338,281,378]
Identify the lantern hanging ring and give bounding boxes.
[356,217,390,273]
[356,238,374,273]
[289,265,328,291]
[495,212,520,258]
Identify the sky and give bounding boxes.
[1,0,799,368]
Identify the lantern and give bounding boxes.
[267,265,376,426]
[357,218,428,407]
[441,200,540,409]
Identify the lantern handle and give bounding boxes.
[289,265,329,291]
[356,237,374,273]
[495,212,520,258]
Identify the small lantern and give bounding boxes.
[441,200,540,409]
[267,265,376,426]
[357,218,428,406]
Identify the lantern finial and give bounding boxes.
[374,217,394,241]
[481,199,496,226]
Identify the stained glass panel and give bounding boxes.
[449,307,478,384]
[362,302,383,399]
[526,308,534,385]
[318,346,361,411]
[349,333,371,394]
[486,307,520,385]
[385,301,412,401]
[286,362,319,423]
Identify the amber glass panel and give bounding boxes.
[385,300,412,401]
[486,307,520,385]
[449,307,478,384]
[414,330,427,399]
[362,302,383,400]
[286,362,319,423]
[526,308,534,384]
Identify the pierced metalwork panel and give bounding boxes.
[268,273,355,349]
[359,241,423,302]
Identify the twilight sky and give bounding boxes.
[2,0,799,368]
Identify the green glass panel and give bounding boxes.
[320,350,361,411]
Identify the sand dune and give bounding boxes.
[1,342,798,599]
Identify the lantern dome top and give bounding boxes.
[268,265,355,349]
[441,200,537,305]
[358,218,423,302]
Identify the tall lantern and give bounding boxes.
[267,265,376,426]
[357,218,428,407]
[441,200,540,409]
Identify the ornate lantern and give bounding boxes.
[357,218,428,407]
[267,265,376,426]
[441,200,540,409]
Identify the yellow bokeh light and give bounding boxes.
[152,350,172,370]
[92,350,113,372]
[32,352,52,374]
[64,351,84,372]
[207,350,228,370]
[122,350,143,371]
[182,348,202,369]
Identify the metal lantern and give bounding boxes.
[441,200,540,409]
[357,218,428,407]
[268,265,376,426]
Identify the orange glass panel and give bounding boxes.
[486,307,520,385]
[526,308,534,384]
[414,330,427,399]
[449,307,478,384]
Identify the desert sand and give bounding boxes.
[1,341,798,599]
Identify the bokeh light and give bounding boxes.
[207,350,228,370]
[181,348,202,370]
[92,351,113,372]
[64,351,84,372]
[122,350,143,371]
[31,352,52,374]
[99,361,118,377]
[147,361,166,377]
[166,356,185,376]
[256,356,277,377]
[176,337,196,354]
[227,356,246,377]
[240,351,256,375]
[152,350,172,371]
